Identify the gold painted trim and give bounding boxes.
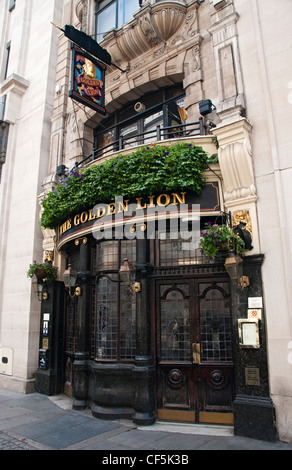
[199,412,234,425]
[157,409,195,422]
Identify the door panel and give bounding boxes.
[157,365,196,422]
[198,366,234,424]
[156,278,234,424]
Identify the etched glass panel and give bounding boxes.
[97,241,119,270]
[200,289,232,362]
[160,288,191,361]
[120,284,136,359]
[96,275,118,359]
[159,232,202,266]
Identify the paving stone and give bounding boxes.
[0,432,36,450]
[14,412,120,450]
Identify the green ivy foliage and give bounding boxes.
[40,142,210,229]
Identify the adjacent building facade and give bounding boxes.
[0,0,291,443]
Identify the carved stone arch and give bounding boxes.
[103,67,185,117]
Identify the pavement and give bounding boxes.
[0,389,292,454]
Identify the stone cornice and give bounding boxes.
[0,73,29,97]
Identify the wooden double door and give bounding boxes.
[156,277,234,425]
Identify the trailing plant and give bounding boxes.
[199,223,245,257]
[27,261,58,284]
[40,142,211,229]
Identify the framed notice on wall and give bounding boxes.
[238,319,260,348]
[69,44,107,115]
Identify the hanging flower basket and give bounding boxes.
[34,267,47,281]
[199,223,245,258]
[27,261,58,284]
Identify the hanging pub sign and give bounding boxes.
[69,44,107,115]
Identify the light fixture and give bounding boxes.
[32,280,48,301]
[119,258,141,293]
[56,164,68,177]
[224,252,250,289]
[199,99,216,117]
[63,264,81,297]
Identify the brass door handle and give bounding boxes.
[192,342,201,364]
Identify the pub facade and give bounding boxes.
[1,0,292,443]
[35,0,277,441]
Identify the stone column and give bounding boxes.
[132,236,155,425]
[72,237,91,410]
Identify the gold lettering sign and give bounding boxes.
[59,192,187,237]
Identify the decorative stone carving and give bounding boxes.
[75,0,89,31]
[101,2,187,64]
[151,3,188,42]
[192,44,201,72]
[212,118,256,203]
[184,10,199,38]
[140,11,161,47]
[218,141,256,202]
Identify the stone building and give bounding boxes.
[0,0,291,443]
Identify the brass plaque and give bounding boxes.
[42,338,49,349]
[245,367,260,386]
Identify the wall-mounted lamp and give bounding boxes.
[32,280,48,301]
[199,99,217,129]
[63,264,81,297]
[199,99,216,117]
[224,252,250,289]
[56,164,68,177]
[119,258,141,293]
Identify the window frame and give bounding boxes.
[4,42,11,80]
[94,88,186,152]
[91,239,137,363]
[95,0,140,41]
[9,0,16,12]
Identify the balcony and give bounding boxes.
[76,117,212,168]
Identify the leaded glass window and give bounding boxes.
[92,240,136,361]
[199,288,232,362]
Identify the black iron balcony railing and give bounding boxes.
[76,118,205,168]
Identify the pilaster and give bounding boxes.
[208,2,245,125]
[132,237,156,425]
[72,237,91,410]
[212,118,260,254]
